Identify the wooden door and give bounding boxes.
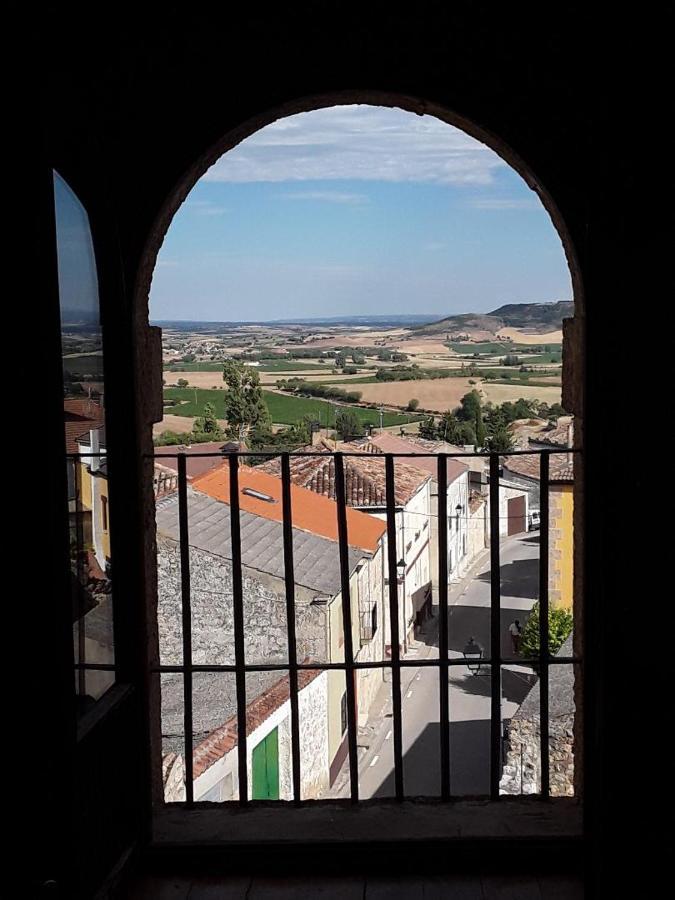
[252,727,280,799]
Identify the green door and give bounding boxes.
[252,727,280,799]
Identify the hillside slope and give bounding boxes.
[411,301,573,336]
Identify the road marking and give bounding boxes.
[369,755,380,767]
[385,730,392,741]
[406,690,413,698]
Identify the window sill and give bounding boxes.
[152,796,582,848]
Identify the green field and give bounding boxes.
[446,342,562,357]
[447,342,512,355]
[163,387,419,427]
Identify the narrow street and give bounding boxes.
[330,532,540,798]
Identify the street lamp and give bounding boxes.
[463,636,484,675]
[396,558,406,581]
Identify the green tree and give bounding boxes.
[222,359,269,442]
[457,390,482,422]
[192,401,222,437]
[418,415,438,439]
[474,408,486,448]
[176,378,189,388]
[520,602,573,658]
[484,427,515,452]
[334,409,365,441]
[407,398,420,411]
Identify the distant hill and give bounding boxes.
[410,301,573,335]
[488,301,573,329]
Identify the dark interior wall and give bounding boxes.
[30,5,668,897]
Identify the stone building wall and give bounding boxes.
[499,713,574,797]
[156,534,327,666]
[467,496,487,563]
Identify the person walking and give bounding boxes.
[509,619,523,654]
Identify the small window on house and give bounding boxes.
[101,495,108,531]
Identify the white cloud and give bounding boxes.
[281,190,370,204]
[203,105,506,185]
[468,198,540,210]
[184,199,229,215]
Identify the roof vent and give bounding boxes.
[242,487,276,503]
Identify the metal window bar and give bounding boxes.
[539,451,551,798]
[333,452,360,802]
[177,454,194,804]
[489,453,502,800]
[281,453,302,804]
[436,454,450,800]
[227,455,249,805]
[131,445,583,805]
[385,454,405,801]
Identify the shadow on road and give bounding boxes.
[475,556,540,600]
[370,721,492,798]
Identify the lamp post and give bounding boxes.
[462,636,484,675]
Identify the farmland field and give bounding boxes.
[163,387,419,428]
[342,378,478,413]
[481,382,562,405]
[497,327,563,344]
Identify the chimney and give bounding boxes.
[90,428,100,472]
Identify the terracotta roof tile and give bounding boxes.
[502,454,574,482]
[192,669,322,779]
[258,441,429,508]
[363,432,469,485]
[63,398,104,454]
[192,462,385,553]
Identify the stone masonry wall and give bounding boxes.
[499,713,574,797]
[157,535,327,666]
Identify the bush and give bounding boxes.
[520,601,573,658]
[407,398,420,411]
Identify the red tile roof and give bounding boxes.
[64,398,104,454]
[192,669,322,779]
[502,454,574,482]
[258,441,430,508]
[192,462,386,553]
[153,442,238,480]
[363,432,469,485]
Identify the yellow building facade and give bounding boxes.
[549,481,573,610]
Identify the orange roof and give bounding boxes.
[192,462,386,554]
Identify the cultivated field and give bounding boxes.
[497,327,564,344]
[481,382,562,405]
[344,378,479,413]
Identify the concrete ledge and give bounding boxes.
[153,797,582,845]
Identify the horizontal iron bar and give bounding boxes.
[138,447,581,461]
[149,656,580,674]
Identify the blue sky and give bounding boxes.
[150,106,572,322]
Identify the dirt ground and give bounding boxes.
[481,382,562,405]
[345,378,479,412]
[496,327,564,344]
[152,413,228,436]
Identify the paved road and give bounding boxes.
[332,532,540,799]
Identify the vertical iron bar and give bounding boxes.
[437,454,450,800]
[385,454,405,801]
[75,457,86,698]
[281,453,302,803]
[228,456,249,804]
[333,453,360,802]
[489,453,502,800]
[539,452,551,797]
[177,454,194,804]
